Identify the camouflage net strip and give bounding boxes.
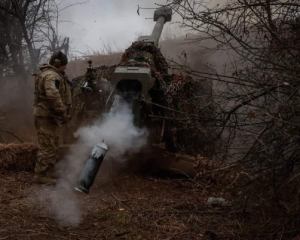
[63,66,116,143]
[120,41,168,74]
[0,143,37,171]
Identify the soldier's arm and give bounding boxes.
[44,75,66,115]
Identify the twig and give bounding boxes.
[39,233,68,240]
[111,193,133,211]
[170,168,208,193]
[1,195,27,203]
[0,128,23,143]
[58,1,89,12]
[242,197,249,218]
[0,237,10,240]
[277,171,300,191]
[145,99,200,117]
[115,231,132,238]
[204,163,238,173]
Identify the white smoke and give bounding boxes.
[35,99,148,227]
[75,99,149,159]
[37,181,82,227]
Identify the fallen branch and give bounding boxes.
[1,195,27,204]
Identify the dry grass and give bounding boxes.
[0,143,37,171]
[0,165,298,240]
[0,144,298,239]
[0,169,236,240]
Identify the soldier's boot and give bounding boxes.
[33,174,57,186]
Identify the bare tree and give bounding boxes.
[155,0,300,239]
[162,0,300,179]
[0,0,70,75]
[0,0,74,140]
[0,0,72,102]
[159,0,300,237]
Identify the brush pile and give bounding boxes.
[0,143,37,171]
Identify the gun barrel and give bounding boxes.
[138,7,172,46]
[151,16,166,45]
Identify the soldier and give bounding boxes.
[33,52,72,185]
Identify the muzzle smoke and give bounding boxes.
[36,99,149,227]
[75,98,149,160]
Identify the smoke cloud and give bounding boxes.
[35,99,148,227]
[37,181,82,227]
[74,99,149,160]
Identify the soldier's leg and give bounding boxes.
[34,117,60,175]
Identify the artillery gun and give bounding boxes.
[75,7,175,145]
[107,8,171,107]
[105,7,172,133]
[71,7,214,193]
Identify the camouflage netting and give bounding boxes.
[62,65,116,144]
[157,74,215,157]
[66,41,215,156]
[120,42,215,156]
[0,143,37,171]
[120,41,168,74]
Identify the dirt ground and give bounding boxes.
[0,169,227,240]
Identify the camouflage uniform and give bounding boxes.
[34,64,72,175]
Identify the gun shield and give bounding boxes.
[75,141,108,194]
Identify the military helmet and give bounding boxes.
[49,51,68,67]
